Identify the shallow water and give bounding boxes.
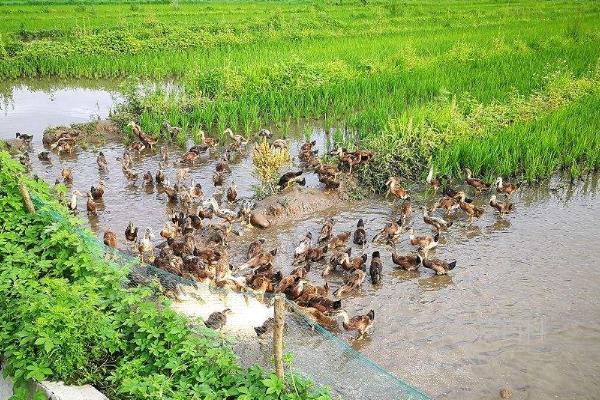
[2,84,599,399]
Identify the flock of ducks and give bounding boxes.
[12,122,518,340]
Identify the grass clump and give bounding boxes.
[252,139,291,197]
[0,151,331,400]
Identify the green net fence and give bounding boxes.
[29,192,431,400]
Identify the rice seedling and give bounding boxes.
[0,0,598,183]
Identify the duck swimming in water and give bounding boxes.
[385,176,409,200]
[335,309,375,339]
[391,252,422,271]
[490,195,513,216]
[353,219,367,246]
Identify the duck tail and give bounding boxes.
[433,232,440,242]
[332,299,342,310]
[367,309,375,320]
[447,261,457,270]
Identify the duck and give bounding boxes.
[319,174,340,190]
[422,206,453,232]
[226,184,237,203]
[103,230,117,248]
[335,309,375,339]
[324,249,350,276]
[97,152,108,172]
[143,171,154,186]
[38,151,51,162]
[247,238,266,260]
[122,166,138,182]
[226,128,247,145]
[162,121,181,139]
[16,132,33,145]
[353,219,367,246]
[175,167,189,186]
[372,219,403,246]
[433,194,461,215]
[190,180,203,198]
[213,172,224,187]
[305,245,328,262]
[294,232,313,262]
[215,157,231,174]
[68,190,82,212]
[457,192,485,223]
[137,227,155,263]
[53,138,75,155]
[318,218,334,244]
[334,148,360,174]
[235,248,278,274]
[254,317,276,337]
[160,222,179,240]
[391,252,422,271]
[204,309,232,330]
[86,192,97,215]
[128,121,158,150]
[258,128,272,139]
[162,181,179,202]
[180,149,199,165]
[399,199,412,225]
[61,168,73,184]
[328,231,351,249]
[90,180,105,200]
[385,177,409,200]
[315,160,339,177]
[160,145,169,162]
[426,165,441,191]
[495,177,518,198]
[334,269,366,297]
[271,139,288,150]
[125,221,138,243]
[129,140,146,153]
[341,250,368,272]
[408,228,438,251]
[465,168,490,192]
[155,166,166,185]
[369,251,383,284]
[200,130,217,148]
[278,171,305,188]
[490,195,513,216]
[419,252,457,275]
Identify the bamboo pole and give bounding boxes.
[273,295,285,380]
[18,180,35,214]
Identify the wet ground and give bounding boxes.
[1,83,599,399]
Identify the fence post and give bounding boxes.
[18,180,35,214]
[273,295,285,380]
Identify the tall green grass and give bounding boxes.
[1,0,599,183]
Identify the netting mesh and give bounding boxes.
[29,193,430,400]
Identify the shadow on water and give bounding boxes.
[2,83,600,399]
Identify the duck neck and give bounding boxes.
[426,166,433,183]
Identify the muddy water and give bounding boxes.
[2,85,600,399]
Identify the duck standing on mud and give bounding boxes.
[465,168,490,192]
[385,176,409,200]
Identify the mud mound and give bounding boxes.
[254,187,348,228]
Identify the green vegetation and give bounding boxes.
[1,0,599,182]
[0,151,331,400]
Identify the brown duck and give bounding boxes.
[335,309,375,339]
[465,168,490,192]
[391,252,422,271]
[490,195,513,216]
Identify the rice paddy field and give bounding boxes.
[1,0,599,183]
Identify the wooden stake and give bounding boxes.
[18,181,35,214]
[273,295,285,380]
